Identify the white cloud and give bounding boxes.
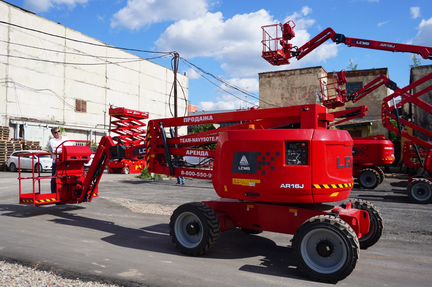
[111,0,208,30]
[157,7,338,80]
[185,68,201,80]
[24,0,87,13]
[377,20,389,27]
[410,6,421,19]
[199,95,257,111]
[413,17,432,46]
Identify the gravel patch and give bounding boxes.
[104,197,176,216]
[0,260,121,287]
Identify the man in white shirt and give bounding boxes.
[47,127,68,193]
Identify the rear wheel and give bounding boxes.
[170,202,220,256]
[407,178,432,204]
[8,162,17,172]
[350,199,383,249]
[358,168,380,189]
[292,215,359,283]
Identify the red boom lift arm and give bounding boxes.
[262,21,432,66]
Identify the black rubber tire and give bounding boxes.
[170,202,220,256]
[350,199,383,249]
[376,167,385,184]
[8,162,17,172]
[241,228,263,235]
[292,215,359,283]
[407,178,432,204]
[358,168,380,189]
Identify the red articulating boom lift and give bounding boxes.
[322,72,397,189]
[262,21,432,203]
[262,20,432,66]
[107,106,148,174]
[146,104,379,282]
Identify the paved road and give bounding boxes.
[0,172,431,287]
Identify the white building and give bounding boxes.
[0,1,188,146]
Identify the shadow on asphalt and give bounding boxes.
[118,180,214,189]
[0,203,317,283]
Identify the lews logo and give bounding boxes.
[238,155,250,171]
[280,183,305,189]
[354,40,371,46]
[186,150,209,157]
[184,115,214,123]
[337,156,352,169]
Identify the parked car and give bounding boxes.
[7,150,52,173]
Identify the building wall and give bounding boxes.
[341,68,390,137]
[258,66,389,137]
[410,65,432,142]
[0,2,188,146]
[259,67,327,108]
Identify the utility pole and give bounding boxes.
[173,52,179,136]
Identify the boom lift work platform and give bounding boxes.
[261,20,432,203]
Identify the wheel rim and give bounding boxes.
[360,171,377,188]
[411,182,432,202]
[300,228,348,274]
[175,211,204,249]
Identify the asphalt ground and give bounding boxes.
[0,171,431,287]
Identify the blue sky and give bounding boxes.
[5,0,432,111]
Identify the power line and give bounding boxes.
[0,20,173,55]
[1,39,142,59]
[181,57,276,107]
[182,60,258,107]
[0,53,149,65]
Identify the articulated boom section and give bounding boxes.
[147,104,358,204]
[382,72,432,173]
[262,22,432,66]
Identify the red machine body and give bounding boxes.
[107,106,148,174]
[212,129,353,204]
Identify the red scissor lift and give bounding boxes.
[108,106,149,174]
[261,21,432,201]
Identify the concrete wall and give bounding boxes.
[259,67,326,108]
[410,65,432,142]
[259,66,389,137]
[0,2,188,146]
[341,68,390,137]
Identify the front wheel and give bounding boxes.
[349,199,383,249]
[8,162,17,172]
[292,215,359,283]
[170,202,220,256]
[408,178,432,204]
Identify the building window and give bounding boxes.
[346,82,363,96]
[75,99,87,113]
